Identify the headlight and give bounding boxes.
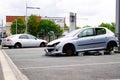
[47,42,60,47]
[53,42,60,47]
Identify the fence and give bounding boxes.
[38,34,61,42]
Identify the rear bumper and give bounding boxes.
[2,43,14,47]
[2,45,14,47]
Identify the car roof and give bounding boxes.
[79,27,110,31]
[10,34,31,36]
[81,27,107,29]
[7,34,31,38]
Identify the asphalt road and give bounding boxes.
[3,48,120,80]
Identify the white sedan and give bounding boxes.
[2,34,47,48]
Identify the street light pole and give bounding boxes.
[27,7,40,9]
[25,1,28,33]
[16,20,17,34]
[25,1,40,34]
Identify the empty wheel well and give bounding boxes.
[63,43,75,53]
[107,41,117,48]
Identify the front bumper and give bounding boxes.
[44,47,64,56]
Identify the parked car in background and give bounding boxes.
[2,34,47,48]
[45,27,119,56]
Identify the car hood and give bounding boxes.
[47,36,76,45]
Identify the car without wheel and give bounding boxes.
[2,34,47,48]
[45,27,119,56]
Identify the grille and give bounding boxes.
[48,49,54,52]
[47,45,54,47]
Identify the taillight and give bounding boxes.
[7,39,12,42]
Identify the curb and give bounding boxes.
[1,50,28,80]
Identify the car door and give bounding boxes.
[77,28,95,51]
[27,34,40,47]
[19,35,31,47]
[93,28,108,49]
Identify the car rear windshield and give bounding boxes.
[7,34,19,38]
[7,35,16,38]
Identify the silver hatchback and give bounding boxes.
[2,34,47,48]
[45,27,119,56]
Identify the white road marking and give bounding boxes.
[20,61,120,70]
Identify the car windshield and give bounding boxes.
[65,29,81,37]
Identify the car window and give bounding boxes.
[28,35,36,39]
[19,35,28,39]
[96,28,106,35]
[79,28,94,37]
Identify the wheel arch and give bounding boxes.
[62,43,76,53]
[14,42,22,47]
[106,40,118,49]
[40,42,46,47]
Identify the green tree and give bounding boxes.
[10,17,25,34]
[38,19,63,37]
[65,25,70,32]
[76,26,81,29]
[99,22,115,33]
[55,24,63,36]
[27,15,39,36]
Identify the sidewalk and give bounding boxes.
[0,49,17,80]
[0,49,28,80]
[0,62,4,80]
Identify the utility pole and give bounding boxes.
[1,20,3,49]
[116,0,120,50]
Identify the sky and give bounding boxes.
[0,0,116,27]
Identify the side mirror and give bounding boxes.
[78,35,81,38]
